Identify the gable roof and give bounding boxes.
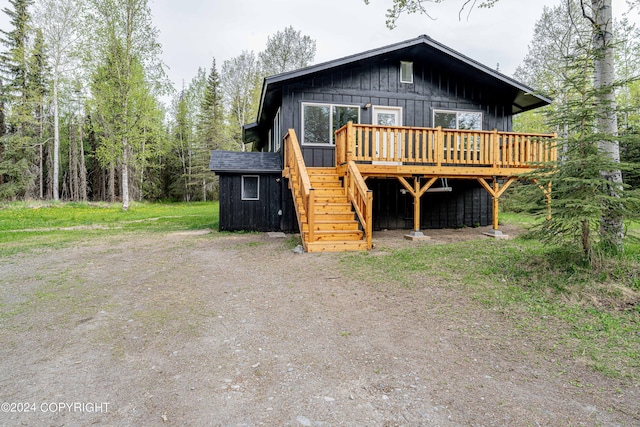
[245,34,551,143]
[209,150,282,174]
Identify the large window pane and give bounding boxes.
[458,112,482,130]
[434,111,457,129]
[303,105,331,144]
[333,106,359,136]
[434,110,483,130]
[303,103,359,144]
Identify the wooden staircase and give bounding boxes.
[284,129,372,253]
[295,167,368,252]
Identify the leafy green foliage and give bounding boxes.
[0,201,219,256]
[364,0,500,28]
[512,0,640,260]
[259,26,316,76]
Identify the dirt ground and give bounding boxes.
[0,226,638,426]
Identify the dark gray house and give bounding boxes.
[210,35,554,251]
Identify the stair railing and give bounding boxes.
[283,129,314,245]
[345,160,373,249]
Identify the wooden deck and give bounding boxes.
[284,124,556,252]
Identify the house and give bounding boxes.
[210,34,555,251]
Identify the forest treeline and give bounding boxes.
[0,0,315,206]
[1,0,639,215]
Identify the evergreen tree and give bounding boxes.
[195,58,225,200]
[168,86,193,201]
[29,28,49,199]
[0,0,37,199]
[200,58,224,147]
[515,2,640,262]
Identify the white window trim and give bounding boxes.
[267,129,272,153]
[241,175,259,201]
[400,61,413,84]
[301,102,361,146]
[273,108,281,152]
[432,109,483,130]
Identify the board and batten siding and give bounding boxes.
[276,56,512,167]
[369,179,491,230]
[218,173,282,232]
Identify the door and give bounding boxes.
[372,107,402,161]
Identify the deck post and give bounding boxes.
[492,179,500,231]
[397,176,437,240]
[477,177,516,239]
[346,121,355,163]
[413,178,421,233]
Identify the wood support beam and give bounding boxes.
[397,176,438,232]
[477,177,516,231]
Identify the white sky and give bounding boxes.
[153,0,636,92]
[0,0,637,94]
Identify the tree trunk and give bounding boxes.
[79,120,87,201]
[108,162,116,203]
[38,99,44,200]
[592,0,624,253]
[122,138,130,210]
[52,72,60,201]
[69,119,79,201]
[139,128,145,202]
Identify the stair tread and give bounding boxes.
[289,166,369,252]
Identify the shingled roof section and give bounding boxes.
[209,150,282,174]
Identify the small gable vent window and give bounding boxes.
[241,175,259,200]
[400,61,413,84]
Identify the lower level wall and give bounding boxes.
[219,174,491,233]
[369,178,491,230]
[218,173,282,232]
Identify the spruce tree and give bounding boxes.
[29,28,49,199]
[0,0,37,199]
[522,28,640,263]
[195,58,225,200]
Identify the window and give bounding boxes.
[241,176,259,200]
[433,110,482,130]
[400,61,413,84]
[434,110,483,157]
[302,103,359,145]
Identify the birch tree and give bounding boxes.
[88,0,163,210]
[259,26,316,76]
[221,51,261,151]
[35,0,84,201]
[586,0,625,252]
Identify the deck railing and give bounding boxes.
[284,129,315,244]
[336,122,557,169]
[345,160,373,249]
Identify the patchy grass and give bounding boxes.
[0,201,219,257]
[342,214,640,380]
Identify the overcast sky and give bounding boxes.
[153,0,636,92]
[0,0,637,94]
